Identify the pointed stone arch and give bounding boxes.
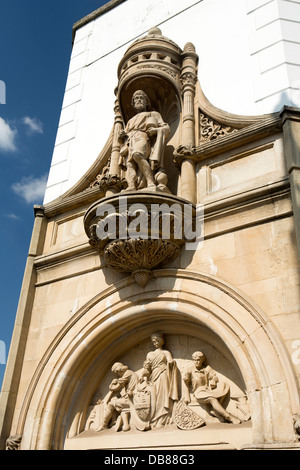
[18,269,299,449]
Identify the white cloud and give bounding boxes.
[0,117,17,152]
[22,116,43,135]
[11,174,48,204]
[6,213,20,220]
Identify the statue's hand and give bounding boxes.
[118,129,127,142]
[150,160,158,171]
[147,127,157,137]
[181,397,190,405]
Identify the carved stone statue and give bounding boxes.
[140,332,180,428]
[182,351,240,425]
[118,90,170,191]
[96,362,138,432]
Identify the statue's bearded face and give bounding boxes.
[132,91,148,111]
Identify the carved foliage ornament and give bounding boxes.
[104,238,180,286]
[173,113,239,167]
[199,112,238,142]
[90,173,128,193]
[84,193,194,285]
[137,64,178,80]
[180,72,197,88]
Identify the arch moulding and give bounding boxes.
[18,269,299,449]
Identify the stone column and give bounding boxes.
[180,43,198,204]
[105,97,124,196]
[280,106,300,262]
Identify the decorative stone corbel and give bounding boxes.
[90,172,128,193]
[84,192,196,286]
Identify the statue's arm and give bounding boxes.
[150,111,170,138]
[182,369,191,404]
[164,349,174,363]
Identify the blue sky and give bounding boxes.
[0,0,109,389]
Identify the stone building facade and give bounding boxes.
[1,0,300,450]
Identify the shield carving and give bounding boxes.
[129,381,156,431]
[133,386,152,421]
[174,400,205,430]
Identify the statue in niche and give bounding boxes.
[181,351,241,425]
[118,90,170,192]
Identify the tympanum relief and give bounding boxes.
[84,333,250,435]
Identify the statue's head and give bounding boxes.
[131,89,151,111]
[151,332,164,348]
[192,351,205,368]
[111,362,128,376]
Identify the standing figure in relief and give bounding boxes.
[96,362,138,432]
[182,351,240,425]
[140,332,180,428]
[118,90,170,191]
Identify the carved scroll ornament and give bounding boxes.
[199,112,238,142]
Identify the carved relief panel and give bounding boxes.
[83,333,250,437]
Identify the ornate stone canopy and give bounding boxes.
[83,28,202,285]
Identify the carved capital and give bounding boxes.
[180,72,197,89]
[173,144,196,167]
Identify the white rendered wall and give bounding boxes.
[247,0,300,112]
[44,0,300,204]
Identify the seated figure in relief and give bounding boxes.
[96,362,138,432]
[182,351,240,425]
[118,90,170,191]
